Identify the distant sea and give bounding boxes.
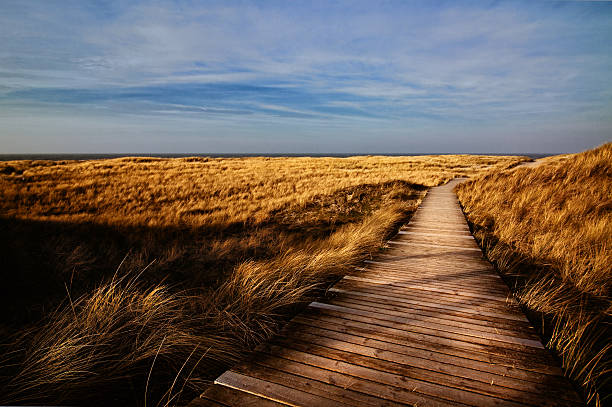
[0,153,554,161]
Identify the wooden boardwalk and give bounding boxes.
[191,180,582,406]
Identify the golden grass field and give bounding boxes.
[0,154,527,406]
[456,143,611,407]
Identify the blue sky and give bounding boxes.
[1,1,611,153]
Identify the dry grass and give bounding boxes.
[456,143,611,406]
[0,154,527,405]
[1,206,408,406]
[1,154,521,227]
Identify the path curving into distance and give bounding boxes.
[190,179,582,406]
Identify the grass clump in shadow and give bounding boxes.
[0,202,411,406]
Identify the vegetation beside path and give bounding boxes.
[457,143,612,406]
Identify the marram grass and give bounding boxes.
[456,143,611,407]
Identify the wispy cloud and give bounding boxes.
[1,0,611,153]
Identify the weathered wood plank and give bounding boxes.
[352,268,511,294]
[307,303,545,349]
[343,275,513,302]
[372,254,492,269]
[362,260,501,277]
[257,343,531,407]
[200,384,289,406]
[249,354,463,407]
[398,231,474,238]
[325,299,539,338]
[402,230,472,238]
[329,295,532,331]
[295,312,556,363]
[346,270,515,303]
[216,371,349,407]
[232,361,404,407]
[331,283,525,315]
[333,283,521,316]
[359,265,507,286]
[328,287,529,322]
[268,338,581,406]
[402,225,472,235]
[388,241,483,252]
[291,315,563,376]
[282,322,566,383]
[336,276,516,304]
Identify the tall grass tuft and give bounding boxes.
[212,202,410,345]
[0,271,227,406]
[0,202,411,406]
[456,142,611,406]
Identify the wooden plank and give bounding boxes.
[418,207,462,210]
[395,235,482,249]
[257,343,531,407]
[410,213,465,220]
[416,206,463,211]
[336,279,517,310]
[317,299,533,339]
[411,217,466,223]
[296,311,554,363]
[269,338,581,406]
[406,223,468,228]
[388,240,483,252]
[361,267,503,285]
[288,336,564,401]
[375,253,481,261]
[415,215,465,221]
[359,269,504,287]
[328,287,529,322]
[327,298,538,338]
[333,281,523,314]
[361,261,505,281]
[216,371,349,407]
[343,275,513,302]
[247,353,462,407]
[375,257,488,267]
[282,321,565,384]
[337,276,516,305]
[377,247,485,258]
[386,242,483,255]
[375,253,486,264]
[329,294,532,331]
[375,254,489,267]
[232,361,404,407]
[359,263,505,283]
[402,230,472,238]
[404,226,472,235]
[336,281,518,311]
[409,218,467,224]
[363,259,495,272]
[356,263,503,281]
[402,226,472,235]
[398,230,475,239]
[352,268,511,295]
[200,384,288,406]
[291,315,562,376]
[308,302,544,348]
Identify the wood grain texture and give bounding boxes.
[195,179,583,406]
